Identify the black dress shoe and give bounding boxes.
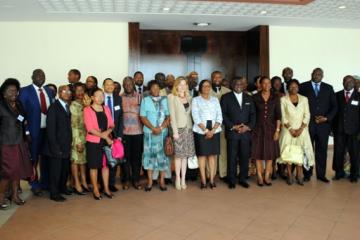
[50,195,65,202]
[200,183,207,189]
[303,176,311,182]
[61,189,72,195]
[109,185,119,192]
[333,173,345,180]
[209,182,216,189]
[317,177,330,183]
[239,181,250,189]
[228,183,236,189]
[32,189,43,197]
[0,202,10,210]
[350,176,358,183]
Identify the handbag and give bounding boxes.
[188,155,199,169]
[103,139,126,168]
[280,144,304,165]
[164,130,174,156]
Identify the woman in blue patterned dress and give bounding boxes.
[140,80,170,192]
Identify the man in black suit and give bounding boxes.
[45,85,72,202]
[299,68,338,182]
[332,75,360,182]
[221,77,256,189]
[103,78,124,191]
[280,67,293,94]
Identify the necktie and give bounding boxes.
[38,89,47,114]
[138,87,142,94]
[345,91,350,103]
[314,83,319,97]
[107,96,113,117]
[65,104,70,115]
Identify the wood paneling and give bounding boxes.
[128,22,140,75]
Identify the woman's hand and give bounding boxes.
[106,137,113,146]
[289,129,297,138]
[273,131,280,141]
[100,131,109,139]
[76,143,84,153]
[205,130,214,139]
[152,127,162,135]
[173,133,179,140]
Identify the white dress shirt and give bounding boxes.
[344,88,354,98]
[32,84,50,128]
[233,92,243,107]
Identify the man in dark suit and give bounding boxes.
[44,85,72,202]
[18,69,55,196]
[299,68,338,182]
[103,78,124,192]
[221,77,256,189]
[332,75,360,182]
[280,67,293,94]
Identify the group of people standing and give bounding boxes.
[0,66,359,210]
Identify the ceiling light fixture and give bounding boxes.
[163,7,170,11]
[260,10,267,15]
[193,22,210,27]
[338,5,346,9]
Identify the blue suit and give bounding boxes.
[19,84,55,190]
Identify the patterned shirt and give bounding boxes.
[121,92,143,135]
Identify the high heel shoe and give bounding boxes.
[104,192,113,199]
[209,182,216,189]
[200,182,207,189]
[92,193,102,200]
[257,178,264,187]
[297,179,304,186]
[159,185,167,191]
[12,198,25,206]
[0,202,10,210]
[175,179,181,190]
[82,184,91,192]
[264,180,272,186]
[144,185,152,192]
[181,183,187,190]
[73,188,86,195]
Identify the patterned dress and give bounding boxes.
[70,101,86,164]
[140,96,170,171]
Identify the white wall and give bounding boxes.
[0,22,129,88]
[269,26,360,92]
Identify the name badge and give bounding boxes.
[245,102,250,105]
[17,115,25,122]
[351,100,359,106]
[114,105,121,111]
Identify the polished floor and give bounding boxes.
[1,152,360,240]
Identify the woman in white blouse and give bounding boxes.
[192,79,223,189]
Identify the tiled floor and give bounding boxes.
[1,151,360,240]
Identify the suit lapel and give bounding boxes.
[231,92,242,110]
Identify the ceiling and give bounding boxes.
[0,0,359,31]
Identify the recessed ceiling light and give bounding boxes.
[260,10,267,15]
[193,22,210,27]
[163,7,170,11]
[338,5,346,9]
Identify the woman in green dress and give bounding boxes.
[70,82,89,194]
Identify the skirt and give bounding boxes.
[71,143,87,164]
[0,142,32,180]
[174,128,196,159]
[251,126,280,160]
[194,132,220,156]
[142,132,170,171]
[86,141,103,169]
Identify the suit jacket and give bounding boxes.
[0,100,26,145]
[18,84,55,138]
[168,93,193,136]
[333,90,360,135]
[44,100,72,158]
[211,86,231,100]
[83,105,114,143]
[112,94,124,138]
[299,80,337,130]
[220,92,256,140]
